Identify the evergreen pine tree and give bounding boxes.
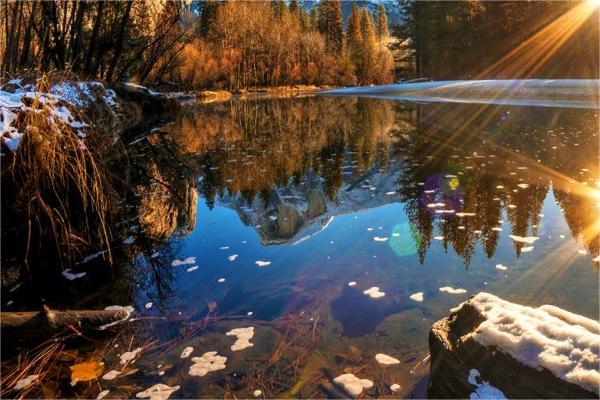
[309,8,318,31]
[376,4,389,39]
[360,7,377,84]
[347,2,362,51]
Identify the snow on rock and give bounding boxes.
[226,327,255,351]
[189,351,227,377]
[466,292,600,394]
[333,373,374,397]
[375,353,400,366]
[468,369,507,399]
[135,383,180,400]
[363,286,385,299]
[14,374,38,390]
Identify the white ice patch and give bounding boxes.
[119,347,142,365]
[180,346,194,358]
[427,203,445,208]
[333,373,374,397]
[218,278,226,283]
[410,292,424,302]
[521,246,534,253]
[14,374,38,390]
[348,281,357,287]
[434,236,444,240]
[189,351,227,377]
[467,292,600,394]
[390,383,401,392]
[439,286,467,294]
[373,236,388,242]
[363,287,385,299]
[228,254,239,261]
[456,212,476,217]
[186,266,198,272]
[375,353,400,366]
[255,260,271,267]
[226,327,255,351]
[62,268,86,280]
[135,383,180,400]
[171,257,196,267]
[97,389,110,399]
[99,305,134,330]
[495,264,508,271]
[253,389,262,397]
[508,235,538,244]
[145,302,153,309]
[468,369,506,399]
[517,183,529,189]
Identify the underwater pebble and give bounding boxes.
[180,347,194,358]
[375,353,400,366]
[135,383,180,400]
[189,351,227,377]
[334,373,374,397]
[226,327,255,351]
[363,287,385,299]
[439,286,467,294]
[410,292,424,302]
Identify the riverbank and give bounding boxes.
[321,79,600,108]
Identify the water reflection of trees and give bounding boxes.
[397,103,599,266]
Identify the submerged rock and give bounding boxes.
[428,292,598,398]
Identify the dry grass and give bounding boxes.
[2,76,114,271]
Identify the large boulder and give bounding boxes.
[428,292,599,399]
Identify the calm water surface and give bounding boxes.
[25,97,600,397]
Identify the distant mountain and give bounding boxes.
[299,0,404,27]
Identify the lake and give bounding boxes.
[12,95,600,398]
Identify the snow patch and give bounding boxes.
[468,369,506,399]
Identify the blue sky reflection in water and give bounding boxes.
[113,97,598,397]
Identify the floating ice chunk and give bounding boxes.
[247,311,253,316]
[102,370,120,380]
[410,292,424,302]
[439,286,467,294]
[218,278,226,283]
[386,191,396,195]
[517,183,529,189]
[375,353,400,366]
[226,327,255,351]
[593,255,600,262]
[14,374,38,390]
[456,212,476,217]
[135,383,180,400]
[62,268,86,280]
[427,203,445,208]
[171,257,196,267]
[97,389,110,399]
[495,264,508,271]
[577,249,587,255]
[180,346,193,358]
[219,246,230,250]
[392,232,400,237]
[373,236,388,242]
[424,189,435,194]
[390,383,401,392]
[367,227,374,231]
[145,302,153,309]
[496,185,504,189]
[189,351,227,377]
[150,252,159,258]
[348,281,357,287]
[467,293,600,394]
[363,287,385,299]
[253,389,262,397]
[435,209,455,214]
[492,227,502,232]
[508,205,517,209]
[255,260,271,267]
[474,230,482,234]
[434,236,444,240]
[119,348,142,364]
[228,254,239,261]
[468,369,506,399]
[521,246,534,252]
[123,236,135,245]
[333,373,374,397]
[186,266,198,272]
[508,235,538,244]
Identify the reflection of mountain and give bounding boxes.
[218,160,403,244]
[161,96,598,264]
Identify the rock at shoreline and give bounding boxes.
[428,292,598,399]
